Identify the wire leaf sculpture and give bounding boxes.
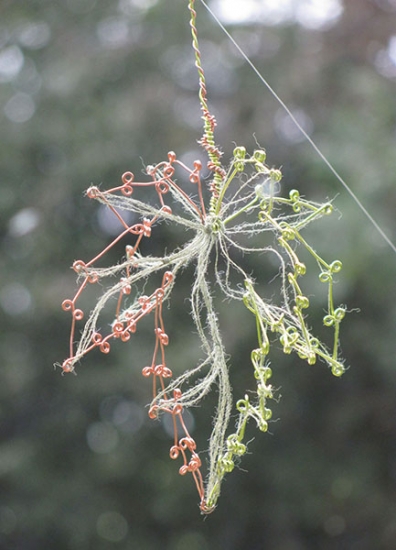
[59,0,346,513]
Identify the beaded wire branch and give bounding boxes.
[59,0,346,513]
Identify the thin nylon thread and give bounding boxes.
[199,0,396,256]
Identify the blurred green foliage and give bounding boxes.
[1,0,396,548]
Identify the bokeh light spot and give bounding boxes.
[8,207,41,237]
[162,408,195,438]
[0,507,17,535]
[172,531,209,550]
[323,514,346,536]
[96,17,130,48]
[67,0,97,14]
[0,45,24,82]
[18,22,51,50]
[97,204,136,236]
[86,422,119,454]
[274,107,313,144]
[119,0,158,11]
[296,0,343,30]
[4,92,36,123]
[0,283,32,316]
[96,511,128,542]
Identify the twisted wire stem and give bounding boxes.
[188,0,226,206]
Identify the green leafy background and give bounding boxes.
[1,0,396,548]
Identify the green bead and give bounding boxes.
[334,307,346,321]
[319,271,331,283]
[263,366,272,380]
[269,169,282,182]
[295,262,306,276]
[295,295,310,309]
[258,420,268,432]
[236,397,249,412]
[279,222,295,240]
[310,337,319,349]
[235,443,246,456]
[330,260,342,273]
[332,364,345,377]
[253,149,267,163]
[307,353,317,365]
[219,457,235,473]
[263,408,272,420]
[233,146,246,159]
[323,314,335,326]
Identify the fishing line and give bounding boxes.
[199,0,396,255]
